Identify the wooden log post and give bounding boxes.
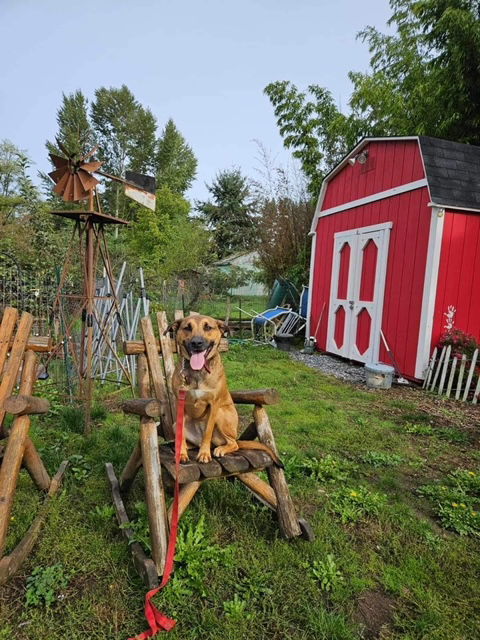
[157,311,177,424]
[167,481,202,524]
[119,440,142,494]
[4,395,50,416]
[253,406,302,539]
[231,389,280,405]
[122,398,162,418]
[237,472,278,510]
[123,337,229,356]
[141,317,174,440]
[0,350,37,556]
[0,312,34,429]
[22,439,51,491]
[138,352,169,576]
[0,307,18,378]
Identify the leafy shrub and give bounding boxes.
[360,451,404,467]
[418,468,480,536]
[284,453,356,483]
[306,554,344,592]
[68,454,91,483]
[404,423,434,436]
[223,594,253,621]
[26,565,69,608]
[438,328,480,361]
[174,515,234,596]
[330,486,387,524]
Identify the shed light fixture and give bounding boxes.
[347,149,369,166]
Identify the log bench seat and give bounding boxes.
[158,444,274,484]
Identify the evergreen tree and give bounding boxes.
[155,119,197,194]
[45,90,94,159]
[195,169,258,259]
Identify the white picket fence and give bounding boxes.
[423,346,480,404]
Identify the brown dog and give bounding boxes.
[168,314,281,466]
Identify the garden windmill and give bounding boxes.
[49,140,156,433]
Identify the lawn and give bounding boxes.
[1,345,480,639]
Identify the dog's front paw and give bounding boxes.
[196,449,212,464]
[180,449,189,464]
[213,445,228,457]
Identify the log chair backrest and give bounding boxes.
[122,310,229,441]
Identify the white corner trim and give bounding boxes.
[305,231,317,337]
[310,179,428,232]
[429,201,480,215]
[414,206,446,379]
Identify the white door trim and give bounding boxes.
[327,222,392,363]
[414,206,446,379]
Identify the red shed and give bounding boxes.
[307,136,480,380]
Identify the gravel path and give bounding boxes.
[289,349,366,384]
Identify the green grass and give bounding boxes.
[2,344,480,639]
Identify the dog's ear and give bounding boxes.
[163,319,182,336]
[216,320,231,336]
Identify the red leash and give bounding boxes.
[129,388,187,639]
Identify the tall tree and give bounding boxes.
[45,90,94,159]
[265,0,480,196]
[91,85,157,218]
[195,169,258,259]
[155,119,197,194]
[91,85,157,175]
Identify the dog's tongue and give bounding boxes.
[190,350,207,370]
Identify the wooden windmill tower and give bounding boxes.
[48,142,155,433]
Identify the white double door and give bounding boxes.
[326,222,391,363]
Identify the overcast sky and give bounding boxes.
[0,0,391,203]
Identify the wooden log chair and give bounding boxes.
[0,307,68,584]
[106,311,313,588]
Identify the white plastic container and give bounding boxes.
[364,363,395,389]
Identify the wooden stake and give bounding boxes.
[237,472,277,509]
[157,311,177,424]
[22,439,51,491]
[253,406,301,538]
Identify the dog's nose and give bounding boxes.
[189,337,207,352]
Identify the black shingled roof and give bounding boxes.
[419,136,480,211]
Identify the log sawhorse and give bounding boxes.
[0,307,68,584]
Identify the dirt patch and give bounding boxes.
[354,590,396,639]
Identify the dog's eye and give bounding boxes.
[204,324,213,331]
[185,323,192,332]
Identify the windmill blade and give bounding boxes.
[49,153,69,169]
[73,175,83,201]
[63,174,75,201]
[48,167,66,183]
[53,170,71,196]
[81,160,103,173]
[77,169,99,192]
